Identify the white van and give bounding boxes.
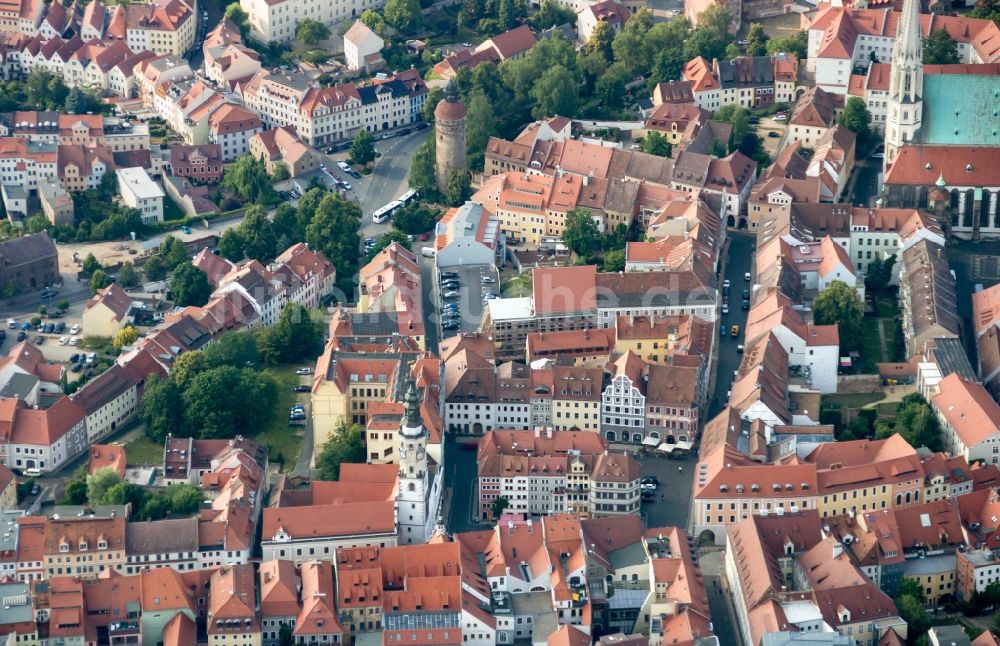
[23,467,41,477]
[421,247,435,258]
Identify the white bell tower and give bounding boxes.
[396,381,429,545]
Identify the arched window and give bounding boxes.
[408,483,415,492]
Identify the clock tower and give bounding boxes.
[396,380,429,545]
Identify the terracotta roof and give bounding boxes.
[263,501,396,540]
[484,24,537,59]
[88,444,126,477]
[532,265,597,315]
[294,560,342,637]
[932,373,1000,448]
[885,146,1000,186]
[84,283,131,322]
[791,86,836,128]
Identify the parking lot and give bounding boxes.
[637,451,697,531]
[756,115,788,157]
[435,264,499,336]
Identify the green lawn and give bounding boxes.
[821,392,886,409]
[124,436,164,465]
[251,365,305,469]
[501,274,532,297]
[875,402,900,418]
[859,316,883,370]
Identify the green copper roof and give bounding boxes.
[922,74,1000,146]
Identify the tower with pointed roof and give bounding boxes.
[885,0,923,166]
[396,380,429,544]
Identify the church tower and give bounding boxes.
[396,381,429,545]
[885,0,923,165]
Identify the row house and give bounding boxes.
[804,3,1000,94]
[744,289,840,393]
[476,428,640,520]
[207,103,262,162]
[931,373,1000,468]
[108,0,196,57]
[204,41,260,88]
[259,559,343,646]
[240,0,383,43]
[898,239,959,357]
[0,0,44,35]
[70,350,165,443]
[725,510,908,646]
[137,54,193,109]
[158,78,228,145]
[0,395,87,474]
[241,69,425,147]
[167,143,223,183]
[682,53,799,111]
[358,242,425,349]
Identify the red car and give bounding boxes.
[420,233,429,241]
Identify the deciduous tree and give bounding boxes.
[88,269,111,295]
[530,65,578,119]
[237,205,277,261]
[923,28,960,65]
[746,23,769,56]
[86,468,121,506]
[170,263,211,307]
[640,131,672,157]
[142,374,181,442]
[316,420,366,480]
[116,262,140,289]
[562,209,602,257]
[350,129,377,167]
[445,169,472,206]
[113,326,138,350]
[222,154,276,204]
[465,90,495,169]
[218,228,245,262]
[812,280,863,353]
[766,30,807,59]
[295,18,330,45]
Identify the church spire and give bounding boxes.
[894,0,922,66]
[885,0,924,165]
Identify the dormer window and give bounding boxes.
[79,540,88,551]
[59,543,69,553]
[98,540,107,550]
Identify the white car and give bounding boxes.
[58,336,68,345]
[68,336,79,346]
[296,367,312,375]
[70,324,81,334]
[481,276,496,284]
[774,113,787,121]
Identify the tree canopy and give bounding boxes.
[295,18,330,45]
[222,154,277,205]
[304,194,362,297]
[445,169,472,206]
[258,304,323,364]
[640,131,672,157]
[170,263,212,307]
[316,420,366,480]
[874,393,942,452]
[923,28,960,65]
[766,30,808,59]
[350,129,377,167]
[812,281,863,353]
[562,209,602,257]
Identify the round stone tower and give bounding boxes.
[434,81,467,192]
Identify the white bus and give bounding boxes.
[372,200,402,224]
[398,189,418,206]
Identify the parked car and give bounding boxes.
[441,271,458,279]
[295,367,312,375]
[68,336,79,345]
[293,385,310,392]
[16,331,25,342]
[742,299,750,310]
[415,122,429,130]
[722,304,729,315]
[722,279,731,289]
[71,362,83,372]
[70,324,81,334]
[737,344,745,353]
[58,336,69,345]
[442,321,461,330]
[34,336,43,345]
[745,272,751,282]
[69,353,80,363]
[481,276,496,284]
[20,323,30,331]
[55,322,65,333]
[181,225,192,235]
[0,330,5,342]
[420,233,429,241]
[767,131,780,138]
[730,325,740,337]
[442,291,459,299]
[42,323,54,334]
[6,319,15,329]
[641,476,658,485]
